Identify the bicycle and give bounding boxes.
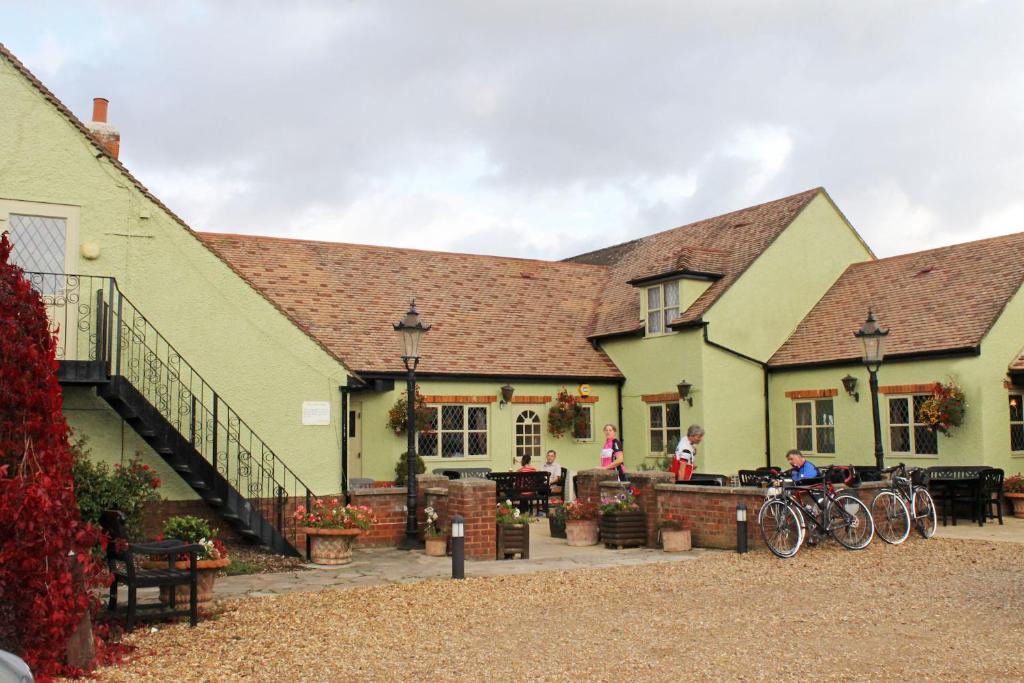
[873,463,937,541]
[757,466,875,558]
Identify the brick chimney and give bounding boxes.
[87,97,120,159]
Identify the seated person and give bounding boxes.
[785,448,819,482]
[540,449,562,486]
[516,453,537,472]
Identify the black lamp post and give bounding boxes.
[854,309,889,470]
[394,300,430,550]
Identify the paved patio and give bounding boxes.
[933,513,1024,543]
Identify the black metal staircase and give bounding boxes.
[29,272,312,556]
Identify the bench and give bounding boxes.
[99,510,203,629]
[676,473,729,487]
[486,471,551,514]
[433,467,492,480]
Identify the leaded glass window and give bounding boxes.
[645,281,680,336]
[794,399,835,454]
[1010,394,1024,452]
[649,402,681,454]
[888,395,937,455]
[417,404,488,458]
[515,410,542,462]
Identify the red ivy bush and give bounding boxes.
[0,232,106,680]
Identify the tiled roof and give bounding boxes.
[1009,349,1024,373]
[566,188,823,337]
[200,234,623,379]
[769,233,1024,368]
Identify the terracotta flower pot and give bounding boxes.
[301,527,362,565]
[661,529,692,552]
[155,557,230,605]
[1006,492,1024,519]
[565,519,599,546]
[424,536,448,556]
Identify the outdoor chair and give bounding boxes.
[486,471,551,514]
[99,510,203,629]
[952,468,1004,527]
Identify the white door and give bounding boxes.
[347,402,362,480]
[0,199,81,358]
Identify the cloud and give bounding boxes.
[4,1,1024,261]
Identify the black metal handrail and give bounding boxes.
[26,271,313,552]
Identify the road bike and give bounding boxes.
[757,466,875,559]
[872,463,937,541]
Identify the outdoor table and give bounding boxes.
[927,466,992,526]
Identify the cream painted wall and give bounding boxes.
[705,192,874,360]
[353,379,621,481]
[1,54,350,498]
[700,345,768,474]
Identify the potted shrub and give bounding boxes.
[156,515,230,604]
[563,500,599,546]
[549,504,567,539]
[295,498,375,565]
[659,519,692,552]
[496,500,530,559]
[1005,474,1024,518]
[423,506,448,556]
[599,487,645,549]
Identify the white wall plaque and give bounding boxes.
[302,401,331,426]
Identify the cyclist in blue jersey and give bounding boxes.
[785,449,819,481]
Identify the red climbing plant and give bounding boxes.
[0,232,106,680]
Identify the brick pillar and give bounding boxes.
[447,479,496,560]
[574,468,617,508]
[416,474,450,536]
[625,471,673,547]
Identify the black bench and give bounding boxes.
[737,468,779,486]
[486,471,551,514]
[99,510,203,629]
[433,467,493,480]
[676,473,729,487]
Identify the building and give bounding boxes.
[2,43,1020,555]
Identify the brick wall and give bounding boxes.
[350,487,407,547]
[143,499,244,542]
[575,468,617,508]
[654,482,887,550]
[447,479,496,560]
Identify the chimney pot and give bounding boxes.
[91,97,109,124]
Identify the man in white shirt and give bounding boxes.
[541,449,562,487]
[672,425,705,482]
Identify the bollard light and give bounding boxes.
[736,503,748,554]
[451,514,465,580]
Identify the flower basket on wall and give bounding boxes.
[917,380,966,436]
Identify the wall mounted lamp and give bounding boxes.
[499,383,515,408]
[677,380,693,407]
[841,374,859,402]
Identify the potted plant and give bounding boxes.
[423,506,448,556]
[496,500,530,559]
[563,500,599,546]
[548,504,567,539]
[1005,473,1024,518]
[295,498,375,565]
[659,519,692,552]
[156,515,230,605]
[599,487,646,549]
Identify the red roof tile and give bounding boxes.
[200,234,623,379]
[566,188,822,337]
[769,233,1024,368]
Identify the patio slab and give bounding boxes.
[932,513,1024,543]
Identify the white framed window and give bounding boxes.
[888,395,937,456]
[648,402,681,454]
[645,281,680,336]
[0,199,80,279]
[514,410,542,462]
[574,404,594,441]
[417,404,488,458]
[794,399,836,455]
[1010,393,1024,453]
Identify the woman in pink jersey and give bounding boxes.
[600,424,626,481]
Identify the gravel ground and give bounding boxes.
[74,538,1023,682]
[220,542,308,576]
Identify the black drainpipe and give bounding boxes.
[700,325,772,469]
[339,386,349,501]
[616,380,625,445]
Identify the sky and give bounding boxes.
[3,1,1024,260]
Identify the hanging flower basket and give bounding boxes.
[548,387,585,438]
[917,380,966,436]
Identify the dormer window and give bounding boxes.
[645,281,679,336]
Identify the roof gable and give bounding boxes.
[567,188,823,338]
[770,232,1024,368]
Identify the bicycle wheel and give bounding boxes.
[828,494,874,549]
[912,488,937,539]
[758,499,803,558]
[870,490,911,545]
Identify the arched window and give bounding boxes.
[515,410,542,462]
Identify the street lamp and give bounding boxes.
[394,300,431,550]
[854,309,889,470]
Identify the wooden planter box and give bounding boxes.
[600,510,646,549]
[497,523,530,559]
